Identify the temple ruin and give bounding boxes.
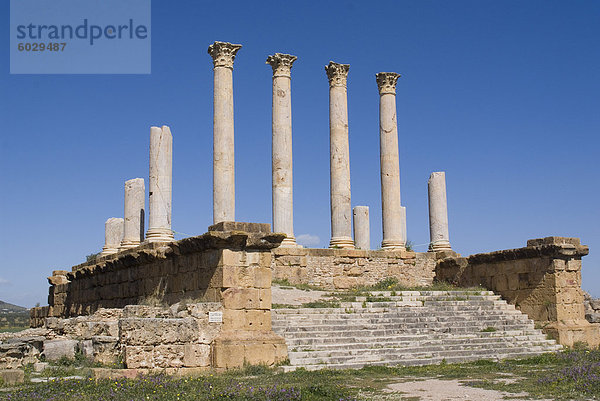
[2,41,597,374]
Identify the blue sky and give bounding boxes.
[1,0,599,307]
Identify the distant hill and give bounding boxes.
[0,300,28,313]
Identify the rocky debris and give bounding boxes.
[0,369,24,384]
[584,291,600,323]
[0,301,222,370]
[42,339,78,361]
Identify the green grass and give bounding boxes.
[272,279,326,292]
[2,348,600,400]
[481,326,497,332]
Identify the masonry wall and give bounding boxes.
[271,247,436,289]
[436,236,600,347]
[31,227,288,369]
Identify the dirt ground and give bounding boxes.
[377,379,552,400]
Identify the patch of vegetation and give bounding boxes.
[3,348,600,400]
[302,300,341,308]
[481,326,497,332]
[272,279,326,292]
[272,303,299,309]
[85,252,100,263]
[333,277,483,297]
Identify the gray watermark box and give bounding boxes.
[10,0,151,74]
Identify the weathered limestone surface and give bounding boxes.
[27,226,288,369]
[352,206,370,250]
[267,53,298,247]
[120,178,145,250]
[436,237,600,347]
[428,172,451,251]
[326,61,354,249]
[146,126,174,243]
[209,41,242,224]
[377,72,405,250]
[100,218,124,256]
[0,369,24,384]
[584,292,600,323]
[272,247,435,290]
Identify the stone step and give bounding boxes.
[288,341,559,361]
[273,306,523,315]
[283,334,553,351]
[272,315,532,328]
[279,351,552,372]
[272,324,537,339]
[272,290,558,370]
[279,330,546,347]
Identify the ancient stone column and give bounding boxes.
[377,72,405,250]
[353,206,370,250]
[266,53,297,247]
[145,126,174,243]
[208,41,242,224]
[325,61,354,249]
[120,178,145,250]
[100,218,124,256]
[428,171,452,251]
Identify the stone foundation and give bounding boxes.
[271,247,436,289]
[28,224,288,369]
[436,237,600,347]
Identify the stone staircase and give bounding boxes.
[272,290,561,371]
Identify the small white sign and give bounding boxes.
[208,311,223,323]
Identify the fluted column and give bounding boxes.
[208,41,242,224]
[353,206,370,250]
[267,53,298,247]
[145,126,174,243]
[428,171,452,251]
[101,217,124,256]
[376,72,405,250]
[120,178,145,250]
[325,61,354,249]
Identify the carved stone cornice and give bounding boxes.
[266,53,297,77]
[376,72,401,95]
[325,61,350,88]
[207,41,242,69]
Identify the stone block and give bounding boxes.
[258,289,272,310]
[222,310,271,331]
[211,332,287,369]
[92,336,119,365]
[209,221,271,233]
[154,345,185,368]
[123,345,153,369]
[33,362,49,372]
[527,237,581,247]
[183,344,210,367]
[43,339,78,361]
[119,318,199,345]
[220,288,259,310]
[0,369,24,385]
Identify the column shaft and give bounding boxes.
[377,72,405,250]
[428,171,452,251]
[209,41,242,224]
[353,206,370,250]
[101,217,123,256]
[267,53,297,246]
[146,126,174,242]
[326,62,354,249]
[120,178,145,249]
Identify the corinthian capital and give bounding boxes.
[325,61,350,88]
[376,72,401,95]
[266,53,297,77]
[207,41,242,69]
